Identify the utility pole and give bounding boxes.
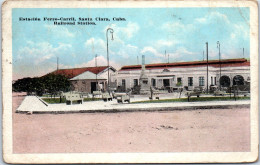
[206,42,208,94]
[95,54,98,91]
[165,50,166,63]
[217,41,221,90]
[243,48,244,58]
[57,57,59,71]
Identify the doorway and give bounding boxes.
[220,75,231,87]
[163,79,170,87]
[91,82,97,93]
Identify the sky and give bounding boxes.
[12,7,250,80]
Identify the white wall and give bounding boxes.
[111,65,250,90]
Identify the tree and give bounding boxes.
[12,74,71,96]
[41,74,71,97]
[13,77,37,94]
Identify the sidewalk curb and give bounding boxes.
[16,104,250,114]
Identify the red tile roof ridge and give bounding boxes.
[55,66,108,71]
[122,58,247,67]
[46,66,113,79]
[119,58,249,71]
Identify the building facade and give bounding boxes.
[70,71,107,93]
[111,58,250,92]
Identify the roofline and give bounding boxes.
[99,66,117,73]
[122,58,247,67]
[52,65,110,72]
[46,65,117,78]
[119,58,249,71]
[70,78,107,80]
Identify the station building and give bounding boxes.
[110,58,250,92]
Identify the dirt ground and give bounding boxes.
[12,95,250,153]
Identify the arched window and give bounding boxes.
[233,75,244,85]
[220,75,230,87]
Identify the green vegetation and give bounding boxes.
[12,74,71,96]
[132,96,250,104]
[176,82,182,86]
[84,98,101,102]
[42,98,66,104]
[42,97,101,104]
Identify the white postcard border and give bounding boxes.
[2,0,259,163]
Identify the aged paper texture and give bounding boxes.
[2,0,259,163]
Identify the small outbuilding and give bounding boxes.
[70,71,107,93]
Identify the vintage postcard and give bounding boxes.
[2,0,259,164]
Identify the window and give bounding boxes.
[214,77,216,85]
[133,79,138,86]
[233,75,244,85]
[199,77,204,86]
[152,78,156,87]
[188,77,193,86]
[122,79,126,87]
[177,77,182,86]
[211,76,213,85]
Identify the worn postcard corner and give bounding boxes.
[2,0,259,164]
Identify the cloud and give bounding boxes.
[14,41,73,79]
[230,24,249,40]
[17,42,72,64]
[84,37,106,54]
[195,12,230,25]
[162,22,194,35]
[104,22,139,40]
[175,47,195,55]
[167,47,198,62]
[162,11,248,40]
[141,46,164,58]
[122,22,140,39]
[161,11,249,61]
[156,39,177,47]
[84,35,140,65]
[140,46,196,63]
[74,55,121,70]
[44,24,75,37]
[83,22,141,66]
[116,44,139,58]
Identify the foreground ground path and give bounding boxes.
[16,96,250,113]
[13,96,250,153]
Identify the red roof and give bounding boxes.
[120,58,250,71]
[48,66,111,79]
